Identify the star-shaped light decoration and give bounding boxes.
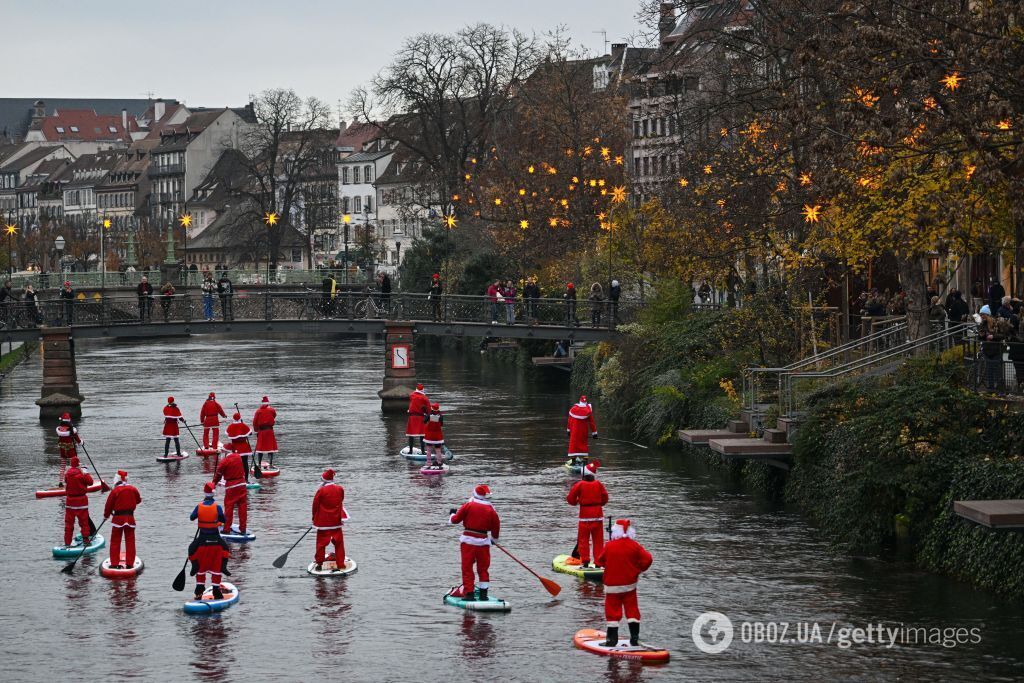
[519,219,529,229]
[548,217,559,228]
[776,181,787,192]
[598,179,606,187]
[802,204,822,223]
[464,173,472,181]
[997,120,1012,131]
[600,147,610,159]
[178,214,192,229]
[589,179,597,188]
[494,198,502,206]
[678,178,689,188]
[518,188,526,196]
[547,166,557,175]
[720,127,729,137]
[799,172,812,186]
[610,185,627,204]
[263,212,279,226]
[965,164,977,180]
[102,218,112,229]
[565,148,574,157]
[444,214,457,229]
[572,176,580,184]
[614,156,624,165]
[923,96,938,111]
[600,189,607,196]
[560,199,569,208]
[3,223,16,237]
[597,212,607,221]
[342,214,351,224]
[583,146,593,157]
[941,72,961,92]
[716,199,726,207]
[527,165,535,174]
[703,165,713,174]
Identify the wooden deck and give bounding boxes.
[677,429,735,446]
[531,356,573,367]
[953,500,1024,529]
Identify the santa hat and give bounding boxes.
[203,482,215,495]
[167,396,175,404]
[116,469,128,482]
[432,273,440,279]
[208,392,216,399]
[60,412,71,422]
[416,383,424,391]
[232,412,242,421]
[431,402,440,410]
[583,460,600,479]
[70,456,80,467]
[578,395,588,406]
[261,396,270,404]
[473,484,491,500]
[611,519,636,540]
[63,281,71,287]
[322,468,335,482]
[567,282,575,289]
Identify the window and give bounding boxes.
[342,167,349,184]
[365,195,373,213]
[70,126,79,133]
[364,165,373,182]
[634,157,641,175]
[354,196,363,213]
[642,157,649,176]
[643,119,649,137]
[56,127,65,134]
[353,166,360,184]
[109,126,118,133]
[291,247,302,262]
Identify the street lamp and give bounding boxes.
[100,216,111,293]
[179,213,192,284]
[4,221,16,280]
[263,211,278,285]
[342,214,351,284]
[55,235,66,276]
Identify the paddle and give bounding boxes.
[492,542,562,597]
[598,435,649,450]
[181,421,203,450]
[61,517,107,574]
[235,402,262,480]
[272,526,313,569]
[172,529,201,591]
[74,425,111,492]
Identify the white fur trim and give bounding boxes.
[65,504,89,510]
[470,495,493,504]
[477,581,489,589]
[313,524,342,530]
[604,583,637,593]
[423,438,445,445]
[611,524,635,540]
[627,618,640,623]
[460,534,491,546]
[224,481,246,489]
[111,521,136,528]
[568,451,590,457]
[578,517,604,522]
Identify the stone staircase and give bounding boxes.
[679,410,795,470]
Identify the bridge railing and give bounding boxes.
[7,268,371,291]
[3,291,640,330]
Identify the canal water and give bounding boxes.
[0,336,1022,682]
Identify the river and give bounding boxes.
[0,336,1022,682]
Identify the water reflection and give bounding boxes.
[459,613,496,661]
[186,614,231,681]
[108,577,141,613]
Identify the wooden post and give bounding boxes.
[35,327,84,420]
[378,323,416,413]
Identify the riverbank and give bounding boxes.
[0,341,34,378]
[573,292,1024,600]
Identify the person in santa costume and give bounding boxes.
[406,383,430,453]
[224,412,254,482]
[311,468,349,570]
[448,484,501,601]
[422,402,445,469]
[162,396,185,458]
[566,459,608,568]
[63,456,94,547]
[199,392,226,450]
[252,395,278,468]
[213,425,249,534]
[103,470,142,569]
[566,395,598,466]
[55,413,82,486]
[596,519,653,647]
[188,483,231,600]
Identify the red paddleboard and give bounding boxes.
[420,464,449,476]
[100,554,144,578]
[252,465,280,477]
[196,447,220,457]
[573,628,670,664]
[35,481,104,499]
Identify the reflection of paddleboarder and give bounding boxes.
[162,396,185,458]
[448,485,500,601]
[566,461,607,569]
[311,468,347,571]
[567,395,598,467]
[55,412,82,486]
[63,456,94,548]
[596,519,652,647]
[199,392,226,450]
[253,396,278,468]
[188,483,231,600]
[103,470,141,569]
[406,384,430,453]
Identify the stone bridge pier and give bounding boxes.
[35,327,85,420]
[378,323,416,413]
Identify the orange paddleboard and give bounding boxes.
[573,628,670,664]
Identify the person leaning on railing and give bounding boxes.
[59,281,75,326]
[160,282,176,323]
[0,280,17,329]
[201,273,217,322]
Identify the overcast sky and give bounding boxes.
[4,0,641,119]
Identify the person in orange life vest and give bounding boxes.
[422,402,445,469]
[188,483,231,600]
[63,456,94,547]
[566,459,608,568]
[252,395,278,468]
[596,519,653,647]
[406,383,430,453]
[199,392,226,450]
[448,484,501,601]
[311,468,349,570]
[213,423,249,534]
[55,412,82,486]
[162,396,185,458]
[103,470,142,569]
[224,412,254,482]
[567,395,598,466]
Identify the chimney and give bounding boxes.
[154,98,165,122]
[121,108,128,132]
[611,43,626,63]
[31,100,45,126]
[659,2,676,41]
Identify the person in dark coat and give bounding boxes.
[523,277,540,324]
[136,276,153,322]
[22,283,41,326]
[379,273,392,314]
[58,281,75,326]
[564,283,578,326]
[988,279,1006,312]
[217,272,234,321]
[0,280,18,329]
[944,289,969,323]
[428,273,443,322]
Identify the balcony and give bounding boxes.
[154,192,182,204]
[149,163,185,177]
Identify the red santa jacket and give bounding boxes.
[405,390,430,436]
[104,483,142,526]
[56,424,81,455]
[423,410,444,444]
[567,402,597,456]
[213,452,247,489]
[450,498,500,546]
[596,537,653,592]
[163,403,183,437]
[225,420,252,454]
[567,479,608,521]
[64,466,94,510]
[252,405,278,452]
[312,482,347,529]
[200,399,226,427]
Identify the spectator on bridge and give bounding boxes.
[589,283,604,328]
[137,276,154,322]
[160,283,176,323]
[523,276,540,325]
[944,289,969,323]
[428,273,443,322]
[928,296,947,325]
[988,278,1006,312]
[486,280,502,325]
[378,272,392,315]
[0,280,17,329]
[22,283,41,327]
[1009,326,1024,392]
[609,279,621,325]
[201,273,217,322]
[563,282,578,327]
[321,272,338,318]
[979,314,1011,392]
[997,295,1017,325]
[503,279,517,325]
[698,280,712,304]
[217,272,234,321]
[59,281,75,326]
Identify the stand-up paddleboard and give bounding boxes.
[183,582,239,614]
[251,464,280,477]
[245,481,261,490]
[443,589,511,612]
[99,554,144,578]
[156,451,190,462]
[307,557,357,576]
[52,533,105,558]
[401,446,454,462]
[420,463,450,476]
[221,527,255,543]
[564,459,584,474]
[553,554,604,581]
[572,628,670,664]
[35,481,104,499]
[195,444,222,457]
